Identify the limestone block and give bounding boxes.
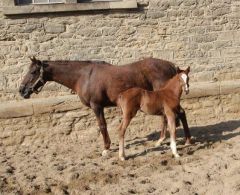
[2,135,24,146]
[146,11,166,19]
[212,7,231,17]
[45,23,65,34]
[65,0,77,3]
[192,9,204,16]
[0,103,33,119]
[221,48,240,57]
[193,34,218,43]
[215,40,232,49]
[183,0,196,6]
[2,0,15,6]
[7,19,27,25]
[153,50,173,60]
[217,31,235,41]
[220,80,240,95]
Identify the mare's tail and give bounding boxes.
[175,115,181,127]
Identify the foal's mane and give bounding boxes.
[161,72,183,90]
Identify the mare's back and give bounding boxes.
[91,58,176,104]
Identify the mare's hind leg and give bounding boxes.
[155,115,167,147]
[91,103,111,156]
[178,105,191,145]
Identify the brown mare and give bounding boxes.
[117,67,190,160]
[19,57,191,156]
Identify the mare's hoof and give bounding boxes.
[102,150,110,157]
[119,156,126,161]
[185,140,192,146]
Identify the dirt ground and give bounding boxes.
[0,119,240,195]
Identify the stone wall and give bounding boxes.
[0,81,239,146]
[0,0,240,100]
[0,0,239,146]
[0,92,239,146]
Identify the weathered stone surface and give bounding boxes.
[1,80,239,121]
[3,0,138,15]
[0,104,33,119]
[1,92,239,147]
[45,23,66,34]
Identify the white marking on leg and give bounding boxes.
[170,138,180,158]
[119,138,125,161]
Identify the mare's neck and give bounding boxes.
[44,61,82,90]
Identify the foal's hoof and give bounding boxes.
[102,150,110,157]
[155,139,165,147]
[185,140,191,146]
[155,142,161,147]
[174,153,180,158]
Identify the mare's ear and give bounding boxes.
[176,67,181,73]
[186,66,190,74]
[30,56,37,63]
[29,56,42,67]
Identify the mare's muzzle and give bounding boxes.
[19,65,46,99]
[19,84,33,99]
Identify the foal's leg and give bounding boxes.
[166,111,180,158]
[178,105,191,145]
[118,118,130,161]
[155,115,167,147]
[91,104,111,156]
[119,110,136,161]
[153,83,168,146]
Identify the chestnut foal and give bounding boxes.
[117,67,190,161]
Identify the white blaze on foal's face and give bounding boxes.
[181,73,189,93]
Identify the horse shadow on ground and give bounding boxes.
[124,120,240,160]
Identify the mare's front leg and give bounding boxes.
[91,103,111,156]
[178,105,191,145]
[155,115,167,147]
[166,110,180,158]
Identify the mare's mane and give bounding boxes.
[42,60,108,66]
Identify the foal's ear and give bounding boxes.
[186,66,190,74]
[176,67,181,73]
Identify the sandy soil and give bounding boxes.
[0,119,240,195]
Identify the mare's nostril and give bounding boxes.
[19,85,25,94]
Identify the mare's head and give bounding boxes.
[19,57,47,99]
[177,66,190,94]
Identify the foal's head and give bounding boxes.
[177,66,190,94]
[19,57,47,99]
